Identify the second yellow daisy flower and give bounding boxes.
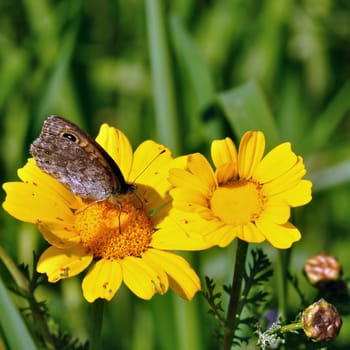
[169,131,312,249]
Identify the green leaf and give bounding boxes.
[307,81,350,151]
[169,14,221,146]
[33,1,83,125]
[169,14,215,113]
[0,277,38,350]
[145,0,180,153]
[308,158,350,192]
[217,80,280,149]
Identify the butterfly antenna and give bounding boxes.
[132,149,167,183]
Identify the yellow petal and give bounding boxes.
[262,158,309,200]
[211,137,238,169]
[285,180,312,206]
[131,140,172,182]
[152,209,213,250]
[237,223,265,243]
[253,143,298,183]
[95,124,133,179]
[169,167,212,197]
[82,259,122,302]
[141,249,170,292]
[121,256,168,300]
[18,159,81,209]
[2,181,75,224]
[196,205,218,221]
[37,245,93,282]
[256,219,301,249]
[215,163,237,184]
[37,221,80,248]
[261,199,291,224]
[150,201,172,226]
[187,153,216,189]
[131,142,186,211]
[238,131,265,179]
[135,183,171,214]
[145,250,200,300]
[205,224,237,247]
[170,187,208,211]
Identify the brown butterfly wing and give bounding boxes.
[30,115,133,200]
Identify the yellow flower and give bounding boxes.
[2,124,206,302]
[169,131,312,249]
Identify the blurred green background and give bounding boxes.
[1,0,350,349]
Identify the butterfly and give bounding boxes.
[30,115,135,200]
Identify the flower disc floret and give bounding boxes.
[210,180,266,226]
[76,196,152,260]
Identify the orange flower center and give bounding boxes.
[210,180,266,225]
[75,195,153,260]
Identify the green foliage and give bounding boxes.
[3,254,88,350]
[240,249,274,305]
[203,248,273,347]
[287,272,308,309]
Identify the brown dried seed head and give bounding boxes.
[304,253,342,286]
[302,299,342,341]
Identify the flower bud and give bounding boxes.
[302,299,342,341]
[304,253,342,287]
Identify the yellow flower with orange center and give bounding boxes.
[2,124,209,302]
[169,131,312,249]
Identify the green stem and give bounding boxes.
[223,240,249,350]
[89,299,105,350]
[0,244,29,291]
[280,322,303,334]
[276,250,290,320]
[275,250,291,350]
